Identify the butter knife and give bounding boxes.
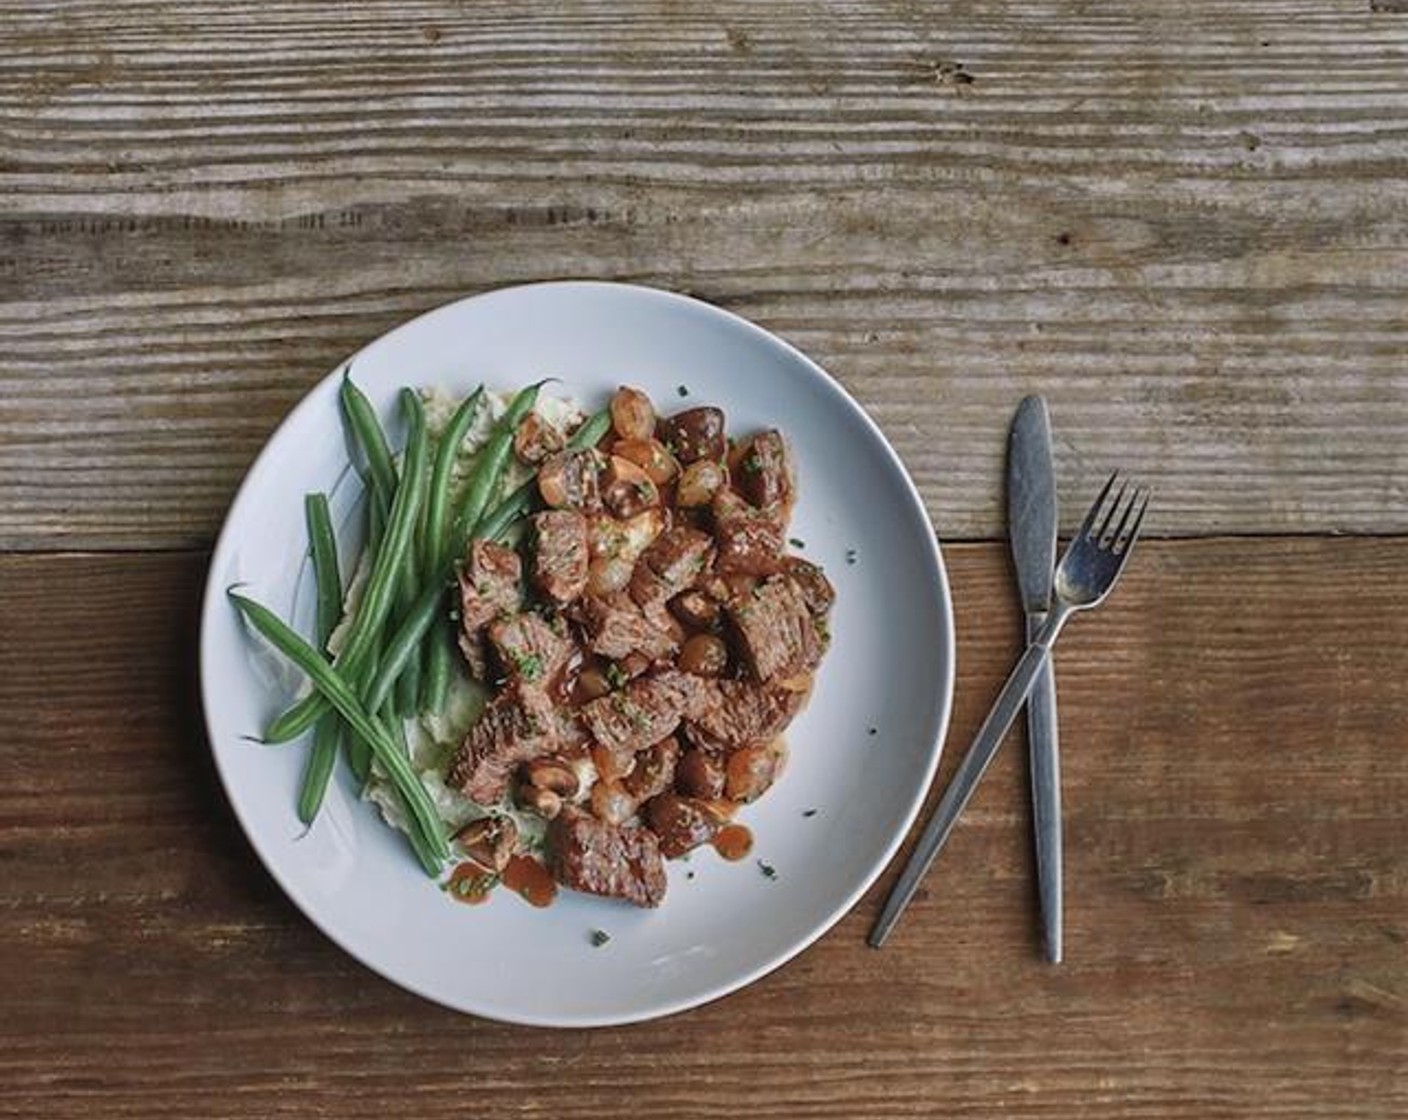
[1008,396,1063,963]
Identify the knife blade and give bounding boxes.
[1007,395,1063,963]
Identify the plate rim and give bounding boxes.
[199,279,955,1027]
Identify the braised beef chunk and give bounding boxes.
[549,809,667,908]
[649,667,714,720]
[457,539,523,680]
[781,556,835,616]
[458,540,522,632]
[552,709,592,756]
[486,612,572,687]
[447,685,558,803]
[579,592,678,660]
[538,449,602,512]
[712,489,786,576]
[629,525,714,608]
[645,793,719,858]
[532,509,589,605]
[736,430,794,510]
[641,596,685,647]
[728,575,822,682]
[580,669,707,755]
[685,678,805,752]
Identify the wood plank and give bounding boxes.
[1,540,1403,1118]
[1,0,1406,547]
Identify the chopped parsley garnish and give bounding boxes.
[605,662,629,690]
[452,873,495,898]
[608,690,649,729]
[757,860,778,880]
[590,929,611,947]
[802,808,818,818]
[742,454,763,475]
[789,537,806,549]
[510,650,544,682]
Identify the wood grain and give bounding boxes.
[2,540,1404,1118]
[1,0,1407,548]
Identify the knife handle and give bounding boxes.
[1026,611,1063,964]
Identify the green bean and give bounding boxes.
[366,486,387,565]
[342,376,400,708]
[567,407,614,453]
[341,640,381,782]
[298,717,340,824]
[345,657,373,781]
[395,634,421,716]
[328,387,427,664]
[420,618,459,714]
[476,408,612,543]
[265,388,430,743]
[419,388,485,712]
[474,477,536,545]
[230,591,448,867]
[448,382,543,561]
[425,387,485,574]
[392,392,430,716]
[353,476,388,738]
[365,583,443,715]
[297,492,345,822]
[400,789,444,875]
[340,374,398,506]
[305,493,342,650]
[345,374,419,642]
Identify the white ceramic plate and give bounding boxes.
[200,281,953,1027]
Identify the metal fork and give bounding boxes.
[869,473,1149,948]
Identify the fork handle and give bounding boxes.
[1027,609,1063,965]
[869,602,1073,948]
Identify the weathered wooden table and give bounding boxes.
[3,2,1405,1116]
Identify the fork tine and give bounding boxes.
[1096,479,1130,543]
[1075,471,1118,541]
[1107,484,1143,549]
[1117,491,1150,554]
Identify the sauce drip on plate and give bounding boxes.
[446,861,495,905]
[503,854,558,908]
[712,823,754,862]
